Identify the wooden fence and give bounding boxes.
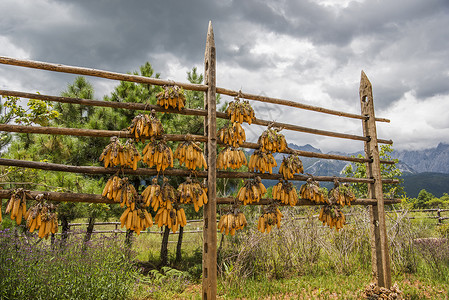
[0,22,400,297]
[59,208,448,237]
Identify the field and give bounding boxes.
[1,205,449,299]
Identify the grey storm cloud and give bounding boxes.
[1,0,449,151]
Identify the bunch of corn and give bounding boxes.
[174,141,207,170]
[217,147,247,170]
[257,206,283,233]
[218,207,247,235]
[102,176,138,208]
[328,183,357,207]
[156,85,186,110]
[127,111,164,142]
[142,139,174,172]
[177,177,208,212]
[119,198,153,235]
[217,122,246,147]
[236,177,267,205]
[299,178,328,204]
[99,137,141,170]
[154,206,187,233]
[272,179,298,206]
[226,98,255,124]
[258,126,287,153]
[318,205,346,231]
[278,154,304,179]
[5,188,29,225]
[248,149,277,174]
[26,201,58,239]
[141,177,162,209]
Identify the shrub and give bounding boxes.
[0,228,138,300]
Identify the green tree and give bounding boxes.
[413,189,435,209]
[343,145,404,199]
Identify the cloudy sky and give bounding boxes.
[1,0,448,153]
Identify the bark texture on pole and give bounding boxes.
[203,21,217,300]
[360,71,392,288]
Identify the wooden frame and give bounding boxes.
[0,22,396,297]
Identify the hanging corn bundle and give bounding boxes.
[5,188,29,225]
[279,154,304,179]
[318,205,346,231]
[177,177,208,212]
[174,140,207,170]
[127,111,164,142]
[119,196,153,235]
[248,149,277,174]
[142,138,174,172]
[236,176,267,205]
[26,200,58,239]
[272,179,298,206]
[156,85,186,110]
[257,205,283,233]
[299,177,328,204]
[217,147,247,170]
[258,126,287,153]
[217,122,246,147]
[226,97,255,124]
[218,205,248,236]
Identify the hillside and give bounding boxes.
[255,143,449,197]
[400,172,449,198]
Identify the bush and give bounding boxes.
[436,223,449,238]
[0,228,138,300]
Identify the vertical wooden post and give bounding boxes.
[360,71,392,288]
[203,21,217,300]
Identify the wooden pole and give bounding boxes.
[0,123,395,164]
[0,89,392,145]
[360,71,392,288]
[0,189,401,206]
[0,157,401,184]
[215,87,390,123]
[0,59,389,123]
[203,21,218,300]
[0,89,208,118]
[0,57,207,92]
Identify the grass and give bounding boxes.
[0,228,139,300]
[2,207,449,299]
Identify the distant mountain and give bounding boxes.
[393,143,449,174]
[248,142,449,196]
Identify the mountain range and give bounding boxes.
[260,142,449,198]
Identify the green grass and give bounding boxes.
[0,228,139,300]
[2,208,449,300]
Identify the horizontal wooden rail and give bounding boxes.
[0,123,396,165]
[0,89,393,145]
[0,123,199,142]
[0,158,400,184]
[0,89,208,118]
[216,87,390,123]
[215,196,401,206]
[0,57,207,92]
[0,57,390,125]
[54,230,206,235]
[0,189,402,206]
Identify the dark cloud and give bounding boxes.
[1,0,449,151]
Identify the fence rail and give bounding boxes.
[56,208,448,237]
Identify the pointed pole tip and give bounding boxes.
[206,21,215,42]
[360,70,371,84]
